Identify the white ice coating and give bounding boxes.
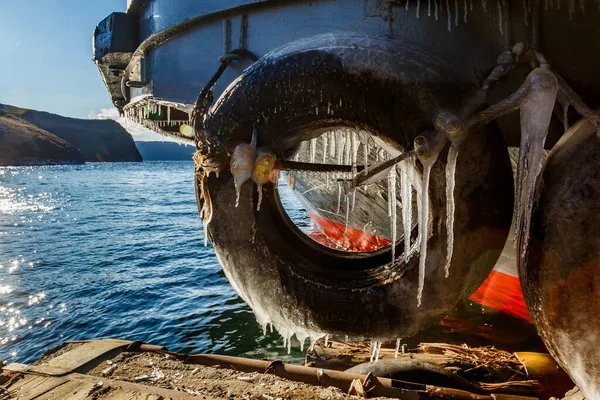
[203,220,209,247]
[395,339,401,358]
[363,140,370,175]
[322,134,329,163]
[514,69,558,259]
[455,0,459,26]
[344,130,351,165]
[336,134,344,165]
[444,146,459,278]
[256,184,263,211]
[231,143,258,207]
[337,182,343,213]
[344,193,350,232]
[416,133,444,307]
[388,168,398,264]
[417,159,435,307]
[370,341,382,362]
[310,138,317,164]
[329,132,336,158]
[399,164,413,259]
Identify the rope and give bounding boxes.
[278,161,362,173]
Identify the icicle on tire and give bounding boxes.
[414,131,446,307]
[399,163,414,260]
[388,168,398,264]
[231,130,258,207]
[514,68,558,259]
[434,110,467,278]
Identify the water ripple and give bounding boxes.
[0,162,306,363]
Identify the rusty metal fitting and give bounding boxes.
[252,151,277,185]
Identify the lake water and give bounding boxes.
[0,161,310,364]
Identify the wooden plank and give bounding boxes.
[29,339,130,376]
[3,362,31,373]
[5,374,69,400]
[4,371,202,399]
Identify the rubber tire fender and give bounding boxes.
[200,33,514,340]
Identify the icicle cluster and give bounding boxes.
[434,110,466,279]
[414,133,445,307]
[402,0,594,34]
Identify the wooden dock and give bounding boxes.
[0,339,576,399]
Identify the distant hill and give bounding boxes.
[135,141,195,161]
[1,104,141,162]
[0,110,84,166]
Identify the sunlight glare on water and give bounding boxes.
[0,162,309,363]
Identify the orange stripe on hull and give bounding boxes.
[469,270,532,323]
[307,211,391,252]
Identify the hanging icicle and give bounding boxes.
[344,130,351,165]
[388,168,398,264]
[329,132,336,158]
[434,110,466,279]
[344,192,350,233]
[455,0,459,26]
[414,133,445,307]
[428,0,432,16]
[399,163,413,259]
[514,69,558,260]
[337,182,343,214]
[369,340,377,362]
[444,146,459,278]
[337,134,344,165]
[363,136,370,175]
[256,184,263,211]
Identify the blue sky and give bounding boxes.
[0,0,163,141]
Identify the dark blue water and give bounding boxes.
[0,161,309,364]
